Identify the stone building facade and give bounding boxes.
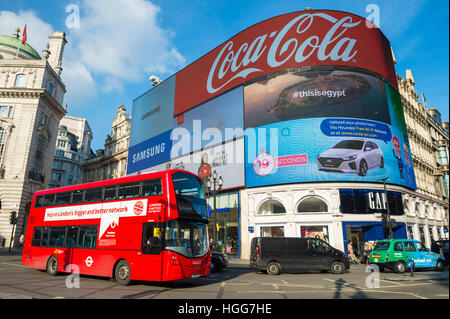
[49,116,93,188]
[0,29,67,247]
[82,105,130,182]
[396,69,449,243]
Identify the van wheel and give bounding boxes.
[436,260,444,272]
[115,260,131,285]
[46,256,59,276]
[380,157,384,168]
[331,261,345,274]
[394,261,406,274]
[267,262,281,275]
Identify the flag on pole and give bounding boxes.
[22,25,27,45]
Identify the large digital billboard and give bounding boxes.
[138,138,245,190]
[244,67,416,189]
[174,10,397,116]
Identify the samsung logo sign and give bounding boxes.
[127,130,173,175]
[132,142,166,164]
[141,106,161,121]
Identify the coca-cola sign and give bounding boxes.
[174,10,396,115]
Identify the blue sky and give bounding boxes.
[1,0,448,150]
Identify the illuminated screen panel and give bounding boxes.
[244,67,416,189]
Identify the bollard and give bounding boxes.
[407,260,414,277]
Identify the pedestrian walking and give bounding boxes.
[347,240,359,264]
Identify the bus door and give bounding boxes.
[70,225,102,275]
[139,222,164,281]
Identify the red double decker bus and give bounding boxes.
[21,170,210,285]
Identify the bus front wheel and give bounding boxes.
[46,256,59,276]
[114,260,131,286]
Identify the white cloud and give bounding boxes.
[61,60,97,105]
[0,10,53,54]
[1,1,185,108]
[67,0,185,81]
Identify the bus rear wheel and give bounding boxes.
[115,260,131,286]
[46,256,59,276]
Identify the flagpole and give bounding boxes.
[14,42,21,60]
[13,27,21,60]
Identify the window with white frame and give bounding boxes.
[0,106,13,118]
[14,74,27,87]
[258,199,286,215]
[297,197,328,213]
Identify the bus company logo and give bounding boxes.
[85,256,93,267]
[134,201,144,216]
[207,13,361,94]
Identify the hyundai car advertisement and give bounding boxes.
[244,67,416,189]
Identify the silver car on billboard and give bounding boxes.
[317,139,384,176]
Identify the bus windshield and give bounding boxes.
[164,220,209,258]
[172,172,207,220]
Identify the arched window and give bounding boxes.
[297,197,328,213]
[14,74,27,87]
[258,199,286,215]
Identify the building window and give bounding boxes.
[260,226,284,237]
[0,106,13,118]
[47,83,54,95]
[33,135,47,176]
[258,199,286,215]
[14,74,27,87]
[297,197,328,213]
[300,225,330,242]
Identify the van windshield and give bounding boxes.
[373,241,390,251]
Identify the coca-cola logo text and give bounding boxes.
[207,13,361,94]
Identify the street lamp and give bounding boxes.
[377,177,393,239]
[206,170,223,249]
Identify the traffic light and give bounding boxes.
[9,211,17,225]
[390,219,398,229]
[381,214,388,228]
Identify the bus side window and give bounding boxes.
[55,192,71,206]
[72,190,84,204]
[78,226,97,249]
[41,227,49,246]
[43,194,55,207]
[34,196,44,208]
[32,227,42,246]
[66,226,79,248]
[104,185,117,201]
[84,187,102,203]
[142,179,162,196]
[49,227,66,247]
[118,182,140,199]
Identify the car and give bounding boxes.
[317,139,384,177]
[431,240,449,265]
[368,239,446,273]
[210,251,228,272]
[249,237,350,275]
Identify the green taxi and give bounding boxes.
[369,239,446,273]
